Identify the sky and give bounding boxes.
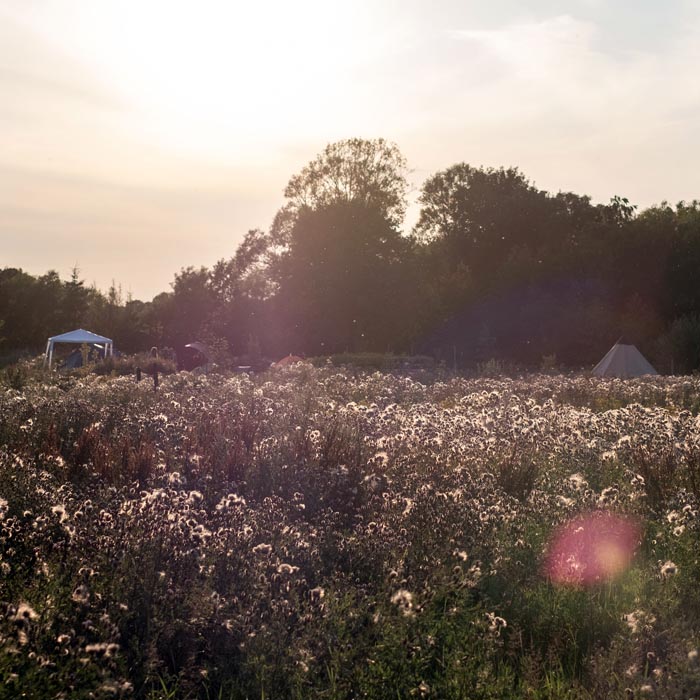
[2,0,699,301]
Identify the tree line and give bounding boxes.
[3,138,700,372]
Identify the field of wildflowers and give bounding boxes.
[0,365,699,699]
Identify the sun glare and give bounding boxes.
[545,512,641,587]
[57,1,366,158]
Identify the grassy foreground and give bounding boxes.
[0,365,699,699]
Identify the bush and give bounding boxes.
[313,352,435,371]
[1,368,699,698]
[91,354,177,377]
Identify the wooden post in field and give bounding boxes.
[150,346,159,390]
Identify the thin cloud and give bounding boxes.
[448,13,700,115]
[1,2,700,299]
[0,13,120,113]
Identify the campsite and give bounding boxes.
[1,359,699,698]
[3,140,700,698]
[4,1,700,696]
[2,155,700,698]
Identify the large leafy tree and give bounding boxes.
[411,164,655,363]
[276,201,413,355]
[150,267,217,351]
[270,138,409,246]
[414,165,561,280]
[665,201,700,318]
[0,268,65,351]
[209,228,273,303]
[205,229,274,356]
[284,137,407,222]
[257,138,414,355]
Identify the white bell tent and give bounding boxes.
[44,329,114,369]
[592,340,657,378]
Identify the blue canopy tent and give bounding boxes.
[44,328,114,369]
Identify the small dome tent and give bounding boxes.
[592,340,657,378]
[181,342,212,371]
[44,328,114,369]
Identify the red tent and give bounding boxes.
[272,354,304,368]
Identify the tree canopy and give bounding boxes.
[271,138,409,246]
[3,139,700,373]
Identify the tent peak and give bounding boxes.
[593,340,657,378]
[48,328,113,343]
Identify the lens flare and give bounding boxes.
[545,512,640,586]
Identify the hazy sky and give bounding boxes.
[2,0,699,300]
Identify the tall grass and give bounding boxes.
[0,367,699,698]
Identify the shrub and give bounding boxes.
[313,352,435,371]
[0,368,699,698]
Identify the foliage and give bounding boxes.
[274,201,416,354]
[90,353,178,377]
[313,352,435,370]
[1,368,700,698]
[276,137,409,237]
[4,144,700,372]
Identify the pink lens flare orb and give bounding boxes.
[545,512,641,587]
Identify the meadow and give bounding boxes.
[0,364,699,699]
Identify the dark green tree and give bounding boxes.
[276,201,413,355]
[414,164,560,282]
[61,266,90,330]
[666,201,700,319]
[271,138,409,247]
